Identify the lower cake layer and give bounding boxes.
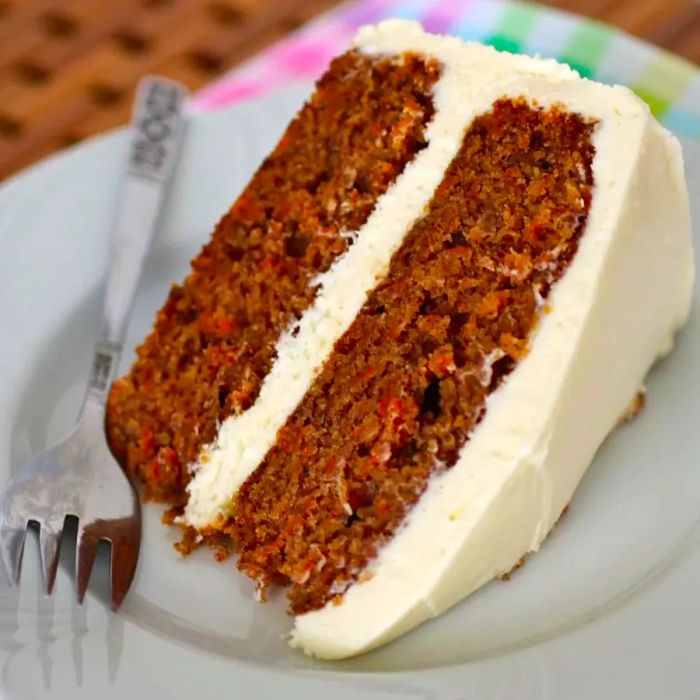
[228,98,596,614]
[105,50,440,503]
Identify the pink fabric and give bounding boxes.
[192,0,485,112]
[192,0,411,111]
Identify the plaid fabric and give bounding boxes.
[193,0,700,141]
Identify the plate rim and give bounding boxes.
[1,61,700,700]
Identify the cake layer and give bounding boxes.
[288,23,693,659]
[106,50,440,502]
[230,97,596,614]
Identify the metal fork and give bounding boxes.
[0,77,188,610]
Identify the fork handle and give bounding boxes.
[85,77,188,408]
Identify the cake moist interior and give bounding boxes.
[229,99,597,614]
[105,51,440,502]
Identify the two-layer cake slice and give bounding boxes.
[107,20,694,659]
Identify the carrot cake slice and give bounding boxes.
[107,20,694,659]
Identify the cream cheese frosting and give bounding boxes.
[289,22,693,659]
[180,19,693,659]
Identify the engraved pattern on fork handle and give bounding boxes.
[87,340,123,406]
[84,78,188,409]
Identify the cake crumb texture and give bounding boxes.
[229,99,597,614]
[618,390,647,425]
[105,51,440,502]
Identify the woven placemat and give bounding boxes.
[1,0,698,180]
[0,0,341,179]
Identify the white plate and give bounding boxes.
[1,82,700,698]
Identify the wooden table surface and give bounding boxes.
[0,0,697,179]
